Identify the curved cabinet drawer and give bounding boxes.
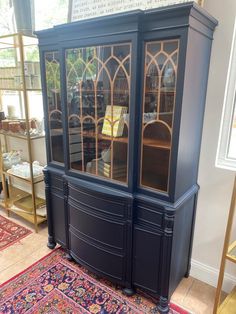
[50,174,64,192]
[69,202,125,250]
[135,200,164,230]
[67,178,130,285]
[70,230,125,282]
[67,177,132,219]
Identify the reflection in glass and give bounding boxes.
[66,44,131,183]
[141,40,179,192]
[0,35,42,121]
[45,51,64,163]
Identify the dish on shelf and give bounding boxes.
[2,150,21,170]
[7,161,44,179]
[0,118,44,136]
[143,112,157,123]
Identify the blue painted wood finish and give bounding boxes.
[36,3,217,313]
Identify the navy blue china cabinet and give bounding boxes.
[36,2,217,313]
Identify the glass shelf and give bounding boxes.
[145,89,176,94]
[226,240,236,263]
[0,130,45,140]
[3,169,44,184]
[0,185,46,225]
[79,89,129,93]
[143,138,171,149]
[82,131,128,143]
[218,286,236,314]
[9,208,47,225]
[0,88,42,91]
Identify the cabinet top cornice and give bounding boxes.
[35,2,217,43]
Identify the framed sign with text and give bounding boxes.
[68,0,203,22]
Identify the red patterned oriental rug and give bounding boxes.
[0,214,32,251]
[0,248,191,314]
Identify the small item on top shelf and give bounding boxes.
[19,119,34,131]
[7,104,18,119]
[19,120,27,131]
[9,121,21,133]
[0,111,6,121]
[31,118,37,129]
[2,120,10,131]
[17,118,44,136]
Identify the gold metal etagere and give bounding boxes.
[213,174,236,314]
[0,33,46,232]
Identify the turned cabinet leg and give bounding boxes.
[122,287,135,297]
[65,253,73,261]
[44,169,56,250]
[157,296,169,314]
[47,235,56,249]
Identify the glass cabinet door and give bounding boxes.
[65,43,131,184]
[140,39,179,192]
[45,51,64,164]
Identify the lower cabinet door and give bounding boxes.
[47,171,67,247]
[51,192,67,246]
[133,225,163,294]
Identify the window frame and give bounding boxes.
[216,18,236,171]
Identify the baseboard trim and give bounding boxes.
[190,259,236,293]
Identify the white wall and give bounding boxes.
[190,0,236,292]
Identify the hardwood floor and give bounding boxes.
[0,209,217,314]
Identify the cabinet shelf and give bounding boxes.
[145,88,176,94]
[3,169,44,184]
[0,87,42,92]
[9,208,47,225]
[82,131,128,143]
[80,89,129,94]
[226,241,236,263]
[0,130,45,141]
[2,185,29,205]
[143,138,170,149]
[0,186,46,225]
[52,130,170,148]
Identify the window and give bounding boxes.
[216,18,236,171]
[34,0,69,31]
[0,0,15,35]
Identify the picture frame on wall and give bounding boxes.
[68,0,204,23]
